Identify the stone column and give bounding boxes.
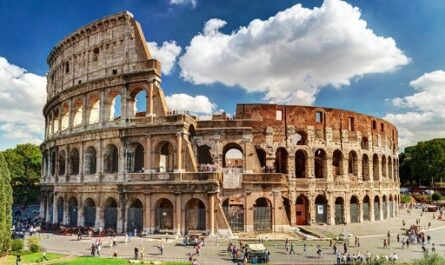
[176,133,183,172]
[95,207,102,229]
[99,89,105,124]
[40,196,45,220]
[359,201,364,223]
[68,98,73,131]
[245,194,253,232]
[369,196,375,222]
[82,94,88,128]
[78,205,84,227]
[209,194,215,235]
[145,135,152,172]
[63,195,69,225]
[290,191,297,226]
[328,195,335,225]
[272,192,278,232]
[120,86,128,122]
[344,200,350,224]
[118,206,124,233]
[144,193,152,233]
[52,194,57,224]
[175,194,182,235]
[326,155,333,181]
[309,195,316,225]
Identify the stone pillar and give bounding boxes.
[99,89,105,124]
[40,196,45,220]
[145,135,152,172]
[68,98,73,130]
[82,94,88,127]
[95,207,102,229]
[328,195,335,225]
[369,197,375,222]
[97,140,103,174]
[52,194,57,224]
[359,201,364,223]
[326,155,333,181]
[63,195,69,225]
[175,194,182,235]
[209,194,215,235]
[290,191,296,226]
[309,195,316,225]
[144,193,152,233]
[120,86,128,122]
[176,133,183,172]
[118,206,124,233]
[344,200,350,224]
[79,142,84,181]
[147,83,154,117]
[245,194,253,232]
[288,155,295,178]
[78,205,84,227]
[272,192,278,232]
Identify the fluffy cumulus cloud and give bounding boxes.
[165,93,215,119]
[170,0,197,8]
[179,0,409,105]
[147,41,182,75]
[384,70,445,149]
[0,57,46,148]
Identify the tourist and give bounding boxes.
[389,252,398,262]
[396,233,400,242]
[289,242,295,254]
[134,247,139,260]
[91,244,96,256]
[303,243,307,257]
[15,254,21,265]
[140,245,144,260]
[113,250,118,258]
[343,241,348,254]
[333,243,337,254]
[432,243,436,252]
[40,249,49,262]
[336,249,341,265]
[124,233,129,243]
[383,239,388,249]
[97,243,101,257]
[427,235,431,244]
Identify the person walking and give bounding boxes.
[134,247,139,260]
[336,249,341,265]
[383,239,388,249]
[140,245,144,260]
[303,243,307,257]
[289,242,295,255]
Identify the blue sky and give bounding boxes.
[0,0,445,150]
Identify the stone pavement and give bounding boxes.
[40,207,445,264]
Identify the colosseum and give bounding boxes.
[40,11,400,236]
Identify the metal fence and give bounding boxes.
[127,207,143,232]
[363,202,370,221]
[185,208,206,230]
[156,208,174,230]
[315,203,327,224]
[223,206,244,232]
[374,202,380,221]
[104,207,117,230]
[350,203,359,223]
[254,206,271,231]
[84,206,96,227]
[335,204,344,224]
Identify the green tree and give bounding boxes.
[0,152,13,254]
[2,144,41,204]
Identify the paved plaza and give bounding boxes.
[40,207,445,264]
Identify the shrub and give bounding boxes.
[27,236,40,253]
[11,239,24,253]
[400,194,412,204]
[432,192,441,201]
[414,253,445,265]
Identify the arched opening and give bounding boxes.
[198,145,213,167]
[47,114,53,136]
[374,196,380,221]
[222,198,244,232]
[127,199,143,233]
[48,194,54,223]
[314,149,327,178]
[255,148,266,170]
[103,197,118,231]
[382,195,388,219]
[223,143,243,168]
[104,144,119,173]
[155,199,174,231]
[85,146,97,175]
[315,195,328,224]
[363,195,370,221]
[108,94,121,121]
[188,125,196,143]
[72,100,84,127]
[295,150,307,178]
[373,154,379,181]
[389,195,394,218]
[84,198,96,227]
[283,197,291,224]
[362,154,369,181]
[361,137,369,150]
[296,195,309,225]
[381,156,387,178]
[57,197,64,224]
[128,143,144,173]
[88,96,100,124]
[157,141,174,172]
[275,147,288,174]
[70,148,80,175]
[332,150,344,178]
[335,197,345,224]
[133,89,147,117]
[185,199,206,231]
[388,159,393,179]
[296,130,307,145]
[53,109,60,134]
[68,197,78,227]
[348,151,358,176]
[254,198,272,231]
[50,150,56,176]
[350,196,359,223]
[61,103,69,130]
[58,151,66,176]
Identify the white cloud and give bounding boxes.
[165,93,215,117]
[147,41,182,75]
[0,57,46,149]
[179,0,409,105]
[384,70,445,149]
[170,0,197,8]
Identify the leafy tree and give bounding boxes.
[432,192,441,201]
[2,144,41,204]
[0,152,13,254]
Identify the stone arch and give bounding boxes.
[84,197,96,227]
[296,194,309,225]
[61,103,69,130]
[222,198,244,232]
[362,195,371,221]
[350,196,360,223]
[388,158,393,179]
[87,94,100,124]
[103,197,118,231]
[50,150,56,176]
[362,154,370,181]
[58,150,66,176]
[255,148,266,169]
[295,149,307,178]
[198,145,213,165]
[382,195,388,219]
[374,195,381,221]
[389,195,394,218]
[314,149,327,179]
[85,146,97,175]
[128,143,144,173]
[127,199,143,233]
[296,130,307,145]
[381,156,387,178]
[361,136,369,150]
[72,98,84,127]
[372,154,379,181]
[223,143,243,168]
[188,124,196,142]
[254,197,272,231]
[332,150,344,178]
[155,141,175,172]
[68,197,78,227]
[70,148,80,175]
[275,147,288,174]
[129,87,147,118]
[57,197,64,224]
[104,89,121,121]
[104,144,119,173]
[155,198,174,231]
[348,151,358,177]
[185,198,206,231]
[335,197,345,224]
[315,195,328,224]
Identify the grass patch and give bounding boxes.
[50,257,190,265]
[3,252,64,265]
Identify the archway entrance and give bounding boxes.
[68,197,78,227]
[156,199,174,231]
[350,196,359,223]
[127,199,143,233]
[185,199,206,231]
[363,196,370,221]
[84,198,96,227]
[222,199,244,232]
[254,198,272,231]
[296,195,309,225]
[382,196,388,219]
[374,196,381,221]
[104,198,118,231]
[57,197,64,224]
[389,196,394,218]
[335,197,345,224]
[315,195,328,224]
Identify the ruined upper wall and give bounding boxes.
[46,11,157,100]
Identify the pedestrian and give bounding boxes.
[343,242,348,254]
[134,247,139,260]
[289,242,295,255]
[97,243,101,257]
[336,249,341,265]
[91,244,96,256]
[285,238,289,252]
[333,243,337,254]
[357,238,360,247]
[383,239,387,249]
[125,233,129,243]
[113,250,118,258]
[140,245,144,260]
[397,233,400,242]
[427,235,431,244]
[16,254,21,265]
[316,245,322,258]
[40,249,49,262]
[432,243,436,252]
[303,243,307,257]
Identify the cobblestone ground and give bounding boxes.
[40,207,445,265]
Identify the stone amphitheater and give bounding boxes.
[40,11,400,236]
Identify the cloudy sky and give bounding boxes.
[0,0,444,150]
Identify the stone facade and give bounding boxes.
[40,11,400,235]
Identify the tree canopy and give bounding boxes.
[399,138,445,186]
[1,144,41,204]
